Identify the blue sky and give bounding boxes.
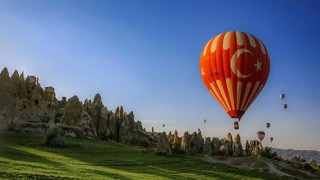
[0,0,319,150]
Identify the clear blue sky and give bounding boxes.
[0,0,319,150]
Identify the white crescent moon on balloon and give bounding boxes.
[230,48,254,78]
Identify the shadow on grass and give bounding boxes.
[0,131,279,179]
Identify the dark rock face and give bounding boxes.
[88,93,104,132]
[63,96,82,126]
[220,133,233,155]
[0,67,152,145]
[155,132,172,155]
[245,140,263,156]
[233,134,243,156]
[181,131,190,151]
[203,137,212,155]
[212,137,220,153]
[162,130,261,157]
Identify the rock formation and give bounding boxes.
[181,130,204,154]
[1,67,267,157]
[220,133,233,155]
[203,137,212,155]
[63,96,82,126]
[0,67,152,145]
[167,130,181,152]
[164,129,262,157]
[155,132,172,155]
[212,137,220,154]
[245,140,263,156]
[233,134,243,156]
[172,130,181,150]
[181,131,190,151]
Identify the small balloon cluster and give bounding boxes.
[280,93,288,110]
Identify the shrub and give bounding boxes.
[43,124,66,147]
[6,122,19,132]
[261,147,278,159]
[186,149,197,156]
[302,163,314,171]
[171,145,185,155]
[211,150,224,156]
[309,159,317,167]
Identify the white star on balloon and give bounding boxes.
[254,59,262,71]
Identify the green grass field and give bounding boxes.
[0,131,281,179]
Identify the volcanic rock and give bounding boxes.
[245,140,263,156]
[63,96,82,126]
[203,137,212,155]
[233,134,243,156]
[181,131,190,151]
[155,132,172,155]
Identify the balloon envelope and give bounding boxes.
[266,123,270,128]
[282,104,288,110]
[270,137,273,142]
[200,31,270,120]
[204,119,207,123]
[280,93,285,100]
[257,131,265,141]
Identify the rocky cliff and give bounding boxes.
[156,129,263,157]
[0,67,152,146]
[273,148,320,164]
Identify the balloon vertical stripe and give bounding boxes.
[236,81,242,110]
[240,82,251,110]
[236,31,244,46]
[210,34,221,53]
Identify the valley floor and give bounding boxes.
[0,131,316,179]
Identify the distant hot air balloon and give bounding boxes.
[270,137,273,142]
[266,123,270,128]
[280,93,285,100]
[204,119,207,123]
[162,124,165,128]
[282,104,288,110]
[200,31,270,124]
[257,131,265,141]
[234,121,239,130]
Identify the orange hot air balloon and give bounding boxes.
[200,31,270,120]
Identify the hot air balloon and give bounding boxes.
[280,93,285,100]
[234,121,239,129]
[282,104,288,110]
[257,131,265,141]
[270,137,273,142]
[204,119,207,123]
[200,31,270,125]
[266,123,270,128]
[162,124,165,128]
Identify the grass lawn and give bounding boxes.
[0,130,281,179]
